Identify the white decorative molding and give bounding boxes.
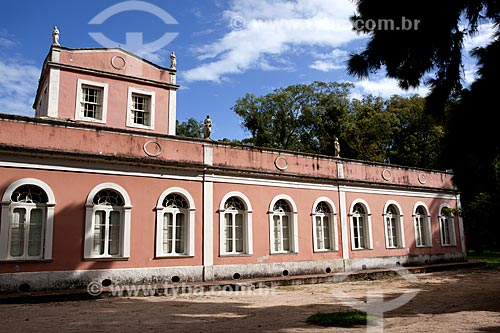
[418,173,427,184]
[204,145,213,166]
[111,55,126,70]
[218,191,254,256]
[382,169,393,181]
[0,178,56,261]
[274,156,288,171]
[168,87,177,135]
[126,87,156,130]
[268,194,299,254]
[75,79,109,124]
[47,68,60,118]
[84,183,132,259]
[143,140,163,157]
[155,187,196,258]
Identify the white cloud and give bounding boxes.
[309,48,349,72]
[0,59,40,116]
[352,77,430,99]
[183,0,362,82]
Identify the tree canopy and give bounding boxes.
[232,82,445,170]
[348,0,500,250]
[348,0,500,118]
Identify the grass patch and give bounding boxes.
[468,250,500,270]
[306,310,370,327]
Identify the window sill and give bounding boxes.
[154,255,195,259]
[84,257,129,261]
[415,245,433,248]
[126,123,154,131]
[351,248,373,251]
[441,244,457,247]
[0,259,52,264]
[76,117,106,124]
[220,254,253,257]
[313,249,339,253]
[270,251,299,255]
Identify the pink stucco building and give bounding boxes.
[0,39,465,293]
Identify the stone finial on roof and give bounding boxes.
[52,26,60,46]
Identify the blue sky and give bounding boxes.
[0,0,495,140]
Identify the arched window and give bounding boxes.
[349,201,373,250]
[269,195,298,254]
[439,206,456,246]
[383,202,405,249]
[219,193,253,255]
[312,198,338,252]
[413,204,432,247]
[84,183,132,259]
[156,188,195,257]
[1,179,55,261]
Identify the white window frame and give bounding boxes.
[312,197,338,252]
[269,195,298,254]
[75,79,108,123]
[383,201,406,249]
[84,183,132,260]
[155,188,195,258]
[413,202,432,247]
[219,192,253,256]
[439,204,457,246]
[126,87,155,130]
[0,179,56,261]
[349,199,373,250]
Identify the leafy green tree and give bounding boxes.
[232,82,353,154]
[342,95,396,162]
[176,118,203,138]
[385,95,444,169]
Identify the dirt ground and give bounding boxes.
[1,267,500,332]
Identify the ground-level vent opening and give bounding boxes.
[171,276,181,283]
[282,270,289,277]
[233,273,241,280]
[102,279,112,287]
[19,283,31,292]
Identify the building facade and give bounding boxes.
[0,41,465,293]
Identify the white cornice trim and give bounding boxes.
[0,161,203,182]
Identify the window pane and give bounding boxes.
[416,216,425,246]
[282,215,290,251]
[163,213,173,253]
[10,208,26,257]
[225,213,233,253]
[175,213,185,254]
[323,216,331,249]
[235,213,244,253]
[131,94,150,126]
[273,215,281,252]
[94,211,106,255]
[316,216,323,249]
[108,211,121,256]
[81,86,102,119]
[28,209,43,257]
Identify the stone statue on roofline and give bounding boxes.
[204,115,213,140]
[334,137,340,157]
[170,51,177,70]
[52,26,60,46]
